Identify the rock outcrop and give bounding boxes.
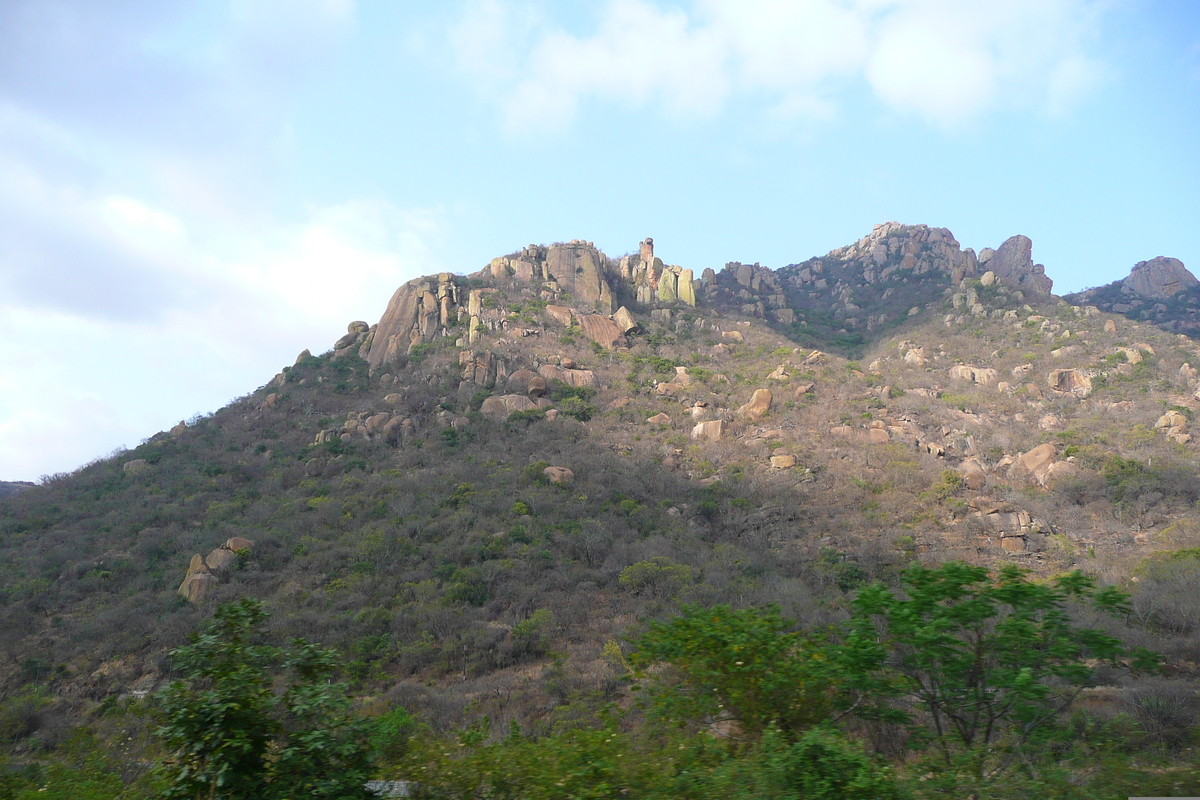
[948,365,999,386]
[1047,369,1092,398]
[983,235,1053,297]
[1122,257,1198,299]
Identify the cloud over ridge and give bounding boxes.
[452,0,1109,132]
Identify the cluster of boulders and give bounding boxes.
[177,537,253,603]
[356,238,713,373]
[1154,410,1191,444]
[313,410,412,446]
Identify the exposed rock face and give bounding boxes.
[770,454,796,469]
[691,420,724,441]
[646,413,672,425]
[122,459,150,475]
[460,350,509,389]
[987,235,1053,296]
[1122,257,1198,299]
[577,315,626,349]
[546,243,615,312]
[366,272,461,370]
[1047,369,1092,398]
[1011,444,1076,488]
[537,364,596,387]
[738,389,773,419]
[948,365,999,386]
[178,554,217,603]
[545,305,573,326]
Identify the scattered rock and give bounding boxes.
[721,330,744,343]
[646,413,672,425]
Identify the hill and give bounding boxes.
[2,224,1200,794]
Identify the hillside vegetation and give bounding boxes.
[3,225,1200,797]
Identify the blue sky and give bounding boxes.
[1,0,1198,479]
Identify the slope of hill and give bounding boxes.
[2,224,1200,787]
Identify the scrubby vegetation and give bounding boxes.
[5,235,1200,796]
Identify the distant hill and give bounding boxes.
[0,480,34,500]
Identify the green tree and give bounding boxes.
[156,599,377,800]
[631,605,831,739]
[838,561,1158,780]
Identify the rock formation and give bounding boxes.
[1122,257,1198,299]
[983,235,1053,297]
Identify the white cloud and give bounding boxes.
[451,0,1110,132]
[0,0,453,479]
[0,188,443,479]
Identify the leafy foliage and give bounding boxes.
[156,599,377,800]
[631,605,830,739]
[839,562,1158,779]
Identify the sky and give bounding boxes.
[1,0,1198,480]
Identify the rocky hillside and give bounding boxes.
[3,223,1200,755]
[1067,255,1200,335]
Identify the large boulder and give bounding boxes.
[537,364,596,387]
[480,394,541,420]
[1011,443,1075,488]
[691,420,724,441]
[545,305,574,326]
[958,459,987,490]
[177,554,217,603]
[613,306,639,333]
[1122,256,1197,299]
[737,389,773,419]
[948,365,999,386]
[987,235,1053,296]
[577,315,626,349]
[507,369,548,397]
[1047,369,1092,398]
[543,466,574,484]
[205,548,238,573]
